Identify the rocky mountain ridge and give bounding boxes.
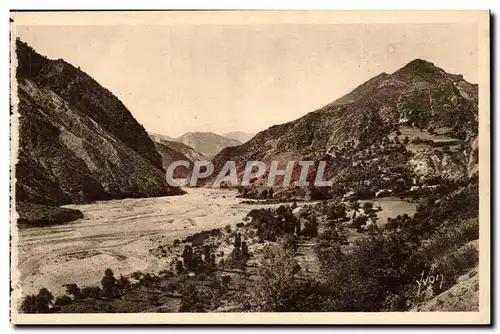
[14,39,183,210]
[149,133,206,178]
[173,132,242,158]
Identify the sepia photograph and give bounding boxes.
[9,10,490,325]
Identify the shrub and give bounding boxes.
[140,273,160,289]
[261,189,268,198]
[165,282,179,295]
[318,232,424,312]
[117,275,131,291]
[131,271,143,280]
[81,286,101,300]
[309,186,331,200]
[176,260,184,274]
[280,234,298,253]
[101,268,119,299]
[425,218,479,260]
[362,201,374,213]
[20,288,54,313]
[182,245,195,271]
[241,241,250,260]
[250,245,301,311]
[302,216,318,238]
[63,283,82,300]
[20,295,38,314]
[352,215,367,231]
[179,281,211,312]
[54,295,73,306]
[432,243,478,294]
[234,233,242,248]
[221,275,232,291]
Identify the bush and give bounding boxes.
[425,218,479,260]
[54,295,73,306]
[280,234,298,253]
[302,216,318,238]
[101,268,119,299]
[63,283,82,300]
[241,241,250,260]
[317,232,423,312]
[165,282,179,295]
[326,203,347,221]
[250,245,301,311]
[131,271,143,280]
[81,286,101,300]
[117,275,131,291]
[179,281,211,312]
[176,260,184,274]
[362,202,374,213]
[140,273,160,289]
[308,186,331,200]
[234,233,242,248]
[352,215,367,232]
[432,243,478,294]
[221,275,232,291]
[20,295,38,314]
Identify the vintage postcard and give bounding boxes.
[10,11,490,325]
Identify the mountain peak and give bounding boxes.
[406,58,436,68]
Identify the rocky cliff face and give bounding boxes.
[14,40,183,206]
[205,59,478,186]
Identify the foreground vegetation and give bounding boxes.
[20,174,479,313]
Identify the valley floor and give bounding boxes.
[15,188,276,296]
[15,189,418,299]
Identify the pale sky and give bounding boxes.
[16,23,478,137]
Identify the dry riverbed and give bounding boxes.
[14,188,275,296]
[14,188,416,298]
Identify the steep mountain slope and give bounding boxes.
[205,59,478,187]
[149,133,206,177]
[222,131,255,143]
[14,40,183,207]
[173,132,241,158]
[412,267,479,312]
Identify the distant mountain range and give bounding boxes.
[14,40,183,216]
[148,133,206,178]
[160,132,242,158]
[14,39,478,224]
[222,131,255,143]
